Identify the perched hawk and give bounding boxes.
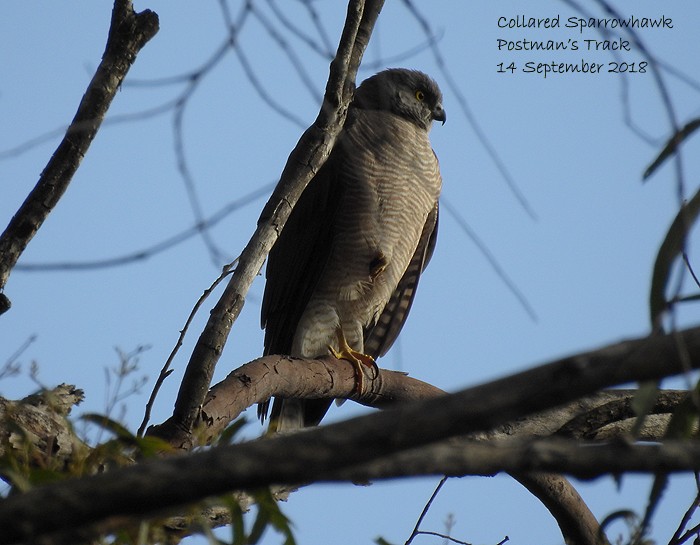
[259,68,445,431]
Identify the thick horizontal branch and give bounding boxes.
[1,326,699,543]
[330,438,700,481]
[151,354,444,447]
[152,321,695,449]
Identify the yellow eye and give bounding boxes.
[415,90,425,101]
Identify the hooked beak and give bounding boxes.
[432,103,446,125]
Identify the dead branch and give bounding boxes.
[328,439,700,481]
[0,384,85,473]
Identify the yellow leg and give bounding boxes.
[328,327,379,394]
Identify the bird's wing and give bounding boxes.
[364,202,439,358]
[261,154,343,356]
[258,148,344,423]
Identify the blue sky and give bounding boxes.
[2,1,699,544]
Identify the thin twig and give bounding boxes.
[669,490,700,545]
[16,182,273,272]
[406,477,475,545]
[266,0,333,59]
[441,198,537,322]
[137,261,236,437]
[405,477,448,545]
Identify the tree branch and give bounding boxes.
[0,0,159,309]
[327,438,700,481]
[1,326,699,543]
[513,473,610,545]
[0,384,86,474]
[169,0,387,438]
[151,353,444,446]
[154,326,700,448]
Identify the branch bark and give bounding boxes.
[151,353,444,446]
[514,473,610,545]
[0,0,158,308]
[327,438,700,481]
[169,0,387,438]
[153,325,700,448]
[1,326,699,544]
[0,384,86,472]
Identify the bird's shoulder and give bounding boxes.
[339,108,431,159]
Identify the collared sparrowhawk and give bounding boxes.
[259,68,445,431]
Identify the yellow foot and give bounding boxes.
[329,328,378,394]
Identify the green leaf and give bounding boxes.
[133,436,174,457]
[248,505,269,544]
[644,118,700,180]
[0,467,32,493]
[665,385,700,440]
[224,497,246,545]
[649,186,700,326]
[217,417,248,446]
[600,509,638,532]
[630,381,659,436]
[81,413,136,441]
[252,489,296,545]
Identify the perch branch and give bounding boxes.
[151,354,443,446]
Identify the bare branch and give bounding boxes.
[137,264,236,438]
[0,0,159,307]
[441,198,538,322]
[514,473,610,545]
[157,324,700,448]
[266,0,334,59]
[14,182,274,272]
[404,477,454,545]
[150,353,443,447]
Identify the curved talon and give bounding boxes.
[329,328,378,394]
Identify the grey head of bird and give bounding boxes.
[351,68,446,131]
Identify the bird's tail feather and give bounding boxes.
[267,398,333,433]
[268,398,305,433]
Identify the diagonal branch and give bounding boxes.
[0,0,159,309]
[169,0,386,439]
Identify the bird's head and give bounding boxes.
[353,68,446,131]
